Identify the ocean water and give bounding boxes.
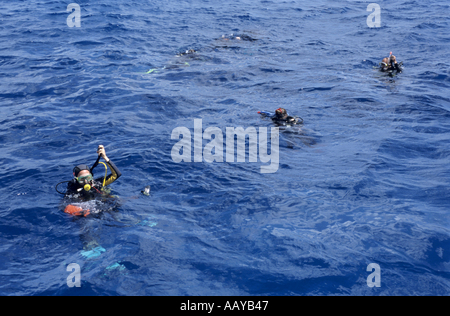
[1,0,449,296]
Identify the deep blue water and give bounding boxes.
[1,0,450,296]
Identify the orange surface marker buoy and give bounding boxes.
[64,205,90,217]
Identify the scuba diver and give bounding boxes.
[144,33,258,74]
[214,33,258,51]
[59,145,121,216]
[258,108,319,148]
[57,146,123,261]
[176,49,196,57]
[146,48,198,73]
[66,145,121,197]
[220,33,257,42]
[258,108,303,127]
[380,52,403,73]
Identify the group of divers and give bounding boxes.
[58,33,403,218]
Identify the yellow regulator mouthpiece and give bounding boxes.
[84,184,91,191]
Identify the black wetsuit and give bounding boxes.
[380,62,402,73]
[237,34,257,42]
[271,115,303,127]
[65,158,122,199]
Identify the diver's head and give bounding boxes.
[73,164,93,186]
[73,164,90,177]
[382,57,389,64]
[275,108,288,119]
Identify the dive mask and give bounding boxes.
[76,174,93,185]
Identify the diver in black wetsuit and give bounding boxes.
[271,108,303,127]
[380,53,402,73]
[176,49,196,57]
[220,33,257,42]
[65,145,121,199]
[259,108,317,148]
[146,49,199,73]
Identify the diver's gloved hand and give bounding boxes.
[97,145,110,163]
[390,55,396,64]
[389,55,399,69]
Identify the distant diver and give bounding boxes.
[258,108,318,148]
[380,52,403,73]
[145,33,258,74]
[220,33,257,42]
[146,49,197,73]
[258,108,303,127]
[176,49,197,57]
[56,145,122,216]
